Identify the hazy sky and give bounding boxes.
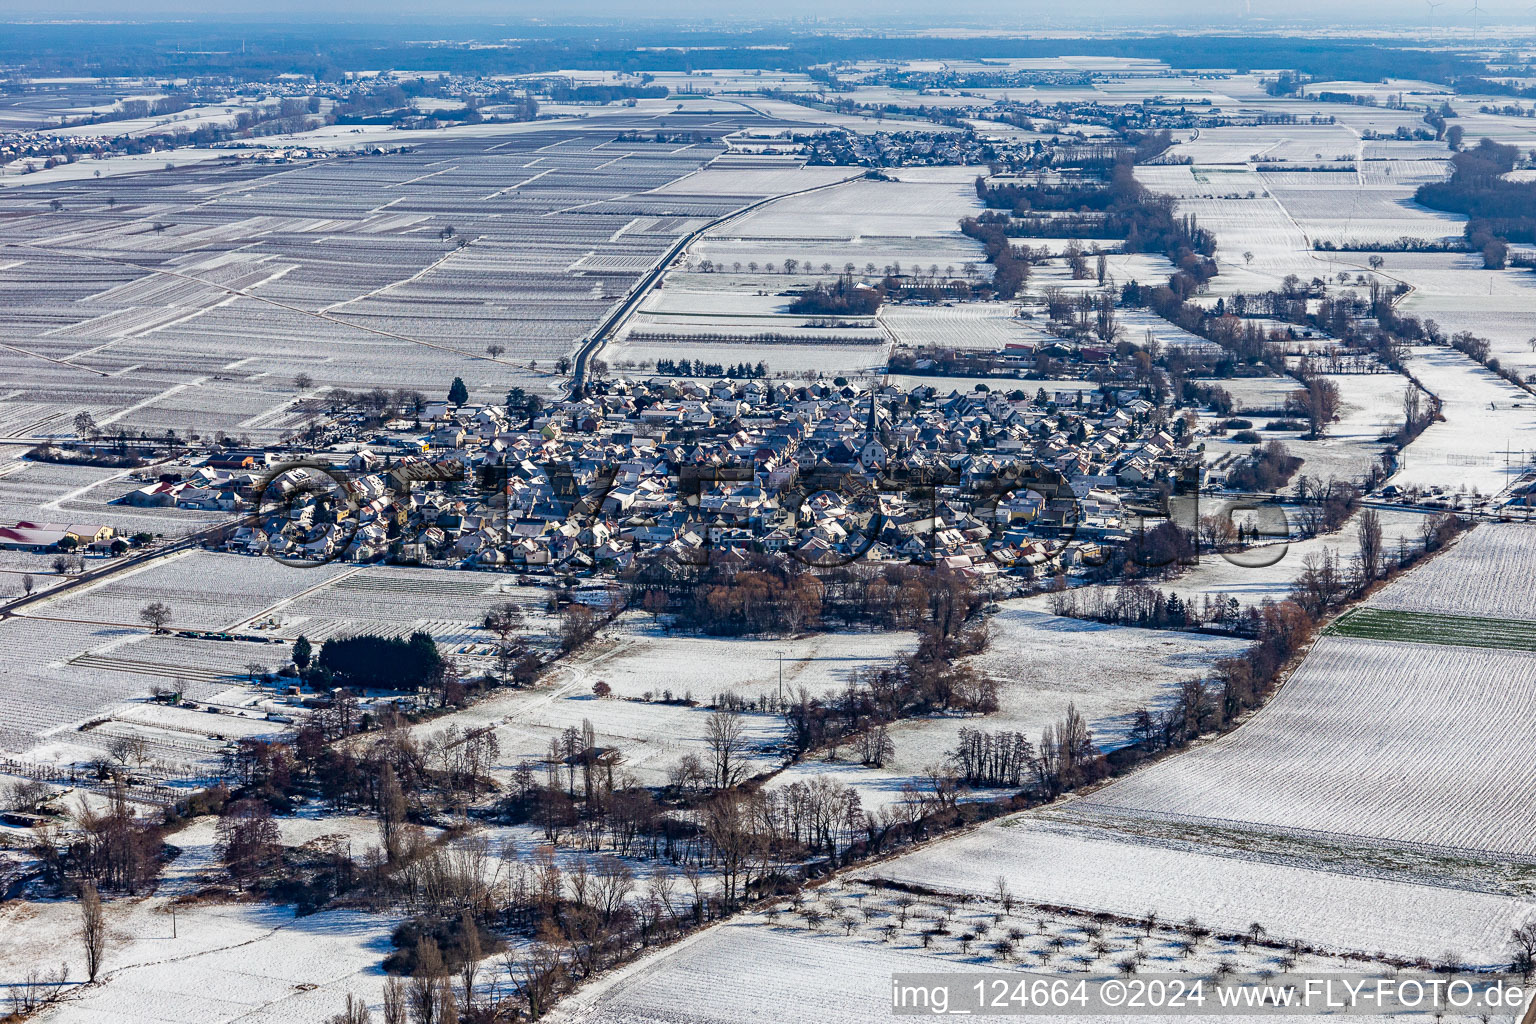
[6,0,1536,24]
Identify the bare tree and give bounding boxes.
[106,734,150,771]
[704,709,749,789]
[381,977,408,1024]
[1356,508,1384,587]
[324,994,374,1024]
[215,798,281,886]
[1510,921,1536,978]
[21,573,34,597]
[482,601,525,641]
[1286,377,1341,438]
[456,908,482,1007]
[1402,384,1422,432]
[408,937,445,1024]
[139,601,173,632]
[79,881,107,983]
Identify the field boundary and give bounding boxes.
[1065,802,1536,868]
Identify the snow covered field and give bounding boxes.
[26,550,354,632]
[0,816,400,1024]
[879,302,1047,352]
[554,858,1526,1024]
[872,815,1530,965]
[1201,371,1406,488]
[571,614,914,701]
[1086,636,1536,857]
[883,608,1248,772]
[1388,252,1536,381]
[1367,523,1536,622]
[1392,346,1536,497]
[690,171,986,274]
[1027,507,1426,612]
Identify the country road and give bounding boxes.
[567,170,864,398]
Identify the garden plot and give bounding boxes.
[1392,345,1536,497]
[1086,636,1536,858]
[883,608,1249,774]
[1368,523,1536,621]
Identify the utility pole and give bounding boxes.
[778,650,784,705]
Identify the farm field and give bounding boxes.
[1084,636,1536,857]
[878,302,1047,351]
[398,616,912,790]
[408,645,786,789]
[1325,606,1536,651]
[553,863,1520,1024]
[689,170,986,274]
[1368,523,1536,619]
[1391,346,1536,497]
[1263,178,1464,248]
[1201,371,1406,490]
[6,34,1536,1024]
[565,613,914,702]
[1383,252,1536,381]
[869,814,1530,966]
[23,550,354,632]
[0,109,858,456]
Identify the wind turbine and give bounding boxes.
[1426,0,1443,33]
[1469,0,1485,48]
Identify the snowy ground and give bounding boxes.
[871,814,1531,966]
[1368,523,1536,620]
[1084,636,1536,857]
[552,869,1525,1024]
[1393,346,1536,498]
[1,817,400,1024]
[883,608,1249,772]
[1026,507,1427,613]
